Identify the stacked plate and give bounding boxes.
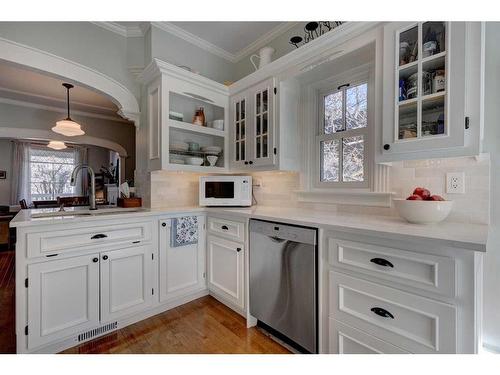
[170,142,189,152]
[201,146,222,155]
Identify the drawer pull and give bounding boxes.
[91,233,108,240]
[102,255,109,260]
[92,257,99,263]
[370,258,394,268]
[371,307,394,319]
[221,225,229,231]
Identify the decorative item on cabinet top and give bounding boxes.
[289,22,345,49]
[250,47,275,71]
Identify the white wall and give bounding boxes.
[481,21,500,352]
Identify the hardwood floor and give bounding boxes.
[62,296,290,354]
[0,250,15,354]
[0,250,288,354]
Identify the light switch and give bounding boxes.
[446,172,465,194]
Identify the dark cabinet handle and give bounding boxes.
[221,225,229,230]
[162,222,167,227]
[92,257,98,263]
[383,144,390,150]
[244,161,249,165]
[236,247,242,252]
[371,307,394,319]
[91,233,107,240]
[102,255,109,260]
[370,258,394,268]
[249,161,254,165]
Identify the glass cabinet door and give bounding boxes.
[233,98,247,165]
[251,78,274,167]
[396,22,447,141]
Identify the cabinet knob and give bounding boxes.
[102,255,109,260]
[244,161,249,165]
[249,161,254,165]
[236,247,242,252]
[162,222,167,227]
[383,144,390,151]
[92,257,98,263]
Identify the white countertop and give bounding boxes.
[11,205,488,252]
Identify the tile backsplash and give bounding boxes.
[148,155,490,225]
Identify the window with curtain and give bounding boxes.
[29,146,77,201]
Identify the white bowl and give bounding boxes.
[185,157,204,166]
[393,198,453,224]
[211,119,224,131]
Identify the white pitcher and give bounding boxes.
[250,46,275,71]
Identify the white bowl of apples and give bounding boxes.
[393,187,453,224]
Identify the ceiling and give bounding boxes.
[0,62,124,121]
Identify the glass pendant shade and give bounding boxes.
[47,140,67,150]
[53,83,85,136]
[52,119,84,136]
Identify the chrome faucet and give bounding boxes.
[70,165,97,210]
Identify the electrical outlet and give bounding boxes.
[252,178,263,188]
[446,172,465,194]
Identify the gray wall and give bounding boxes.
[0,102,136,181]
[0,22,139,99]
[482,21,500,352]
[150,25,235,84]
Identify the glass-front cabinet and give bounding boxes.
[230,78,275,169]
[380,22,475,162]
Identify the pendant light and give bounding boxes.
[52,83,85,136]
[47,140,67,150]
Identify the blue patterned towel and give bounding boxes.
[171,216,198,247]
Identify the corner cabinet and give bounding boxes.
[229,77,300,171]
[379,22,484,162]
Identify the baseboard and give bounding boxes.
[482,342,500,354]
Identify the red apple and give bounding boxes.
[413,187,431,199]
[428,195,445,201]
[407,194,423,200]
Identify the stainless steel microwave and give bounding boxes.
[199,176,252,207]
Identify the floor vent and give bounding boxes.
[77,322,118,342]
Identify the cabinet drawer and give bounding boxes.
[27,221,153,258]
[329,319,409,354]
[330,271,457,353]
[207,217,245,242]
[327,238,456,297]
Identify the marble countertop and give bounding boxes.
[10,205,488,252]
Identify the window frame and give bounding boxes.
[28,145,78,202]
[315,72,371,189]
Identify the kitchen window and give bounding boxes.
[29,146,77,201]
[317,80,369,188]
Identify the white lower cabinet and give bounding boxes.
[158,217,206,303]
[329,319,409,354]
[100,245,154,323]
[27,254,100,350]
[207,234,244,310]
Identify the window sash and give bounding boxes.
[317,79,369,187]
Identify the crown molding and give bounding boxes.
[150,22,236,62]
[233,22,300,62]
[0,96,132,124]
[92,22,145,38]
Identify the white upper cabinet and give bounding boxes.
[140,59,229,173]
[229,77,300,171]
[379,22,484,162]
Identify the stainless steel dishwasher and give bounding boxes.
[249,219,317,353]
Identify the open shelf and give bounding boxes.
[169,119,225,137]
[166,163,226,173]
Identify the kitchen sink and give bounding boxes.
[30,207,145,219]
